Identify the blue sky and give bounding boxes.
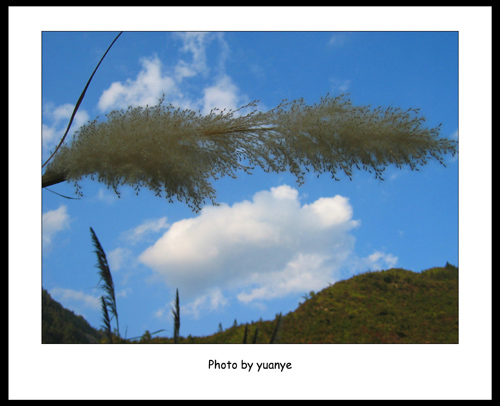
[40,30,459,341]
[9,7,492,400]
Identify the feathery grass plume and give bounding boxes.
[90,227,119,338]
[172,288,180,344]
[43,94,457,211]
[269,312,283,344]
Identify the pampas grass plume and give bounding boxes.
[44,94,457,211]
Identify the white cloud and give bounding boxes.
[42,205,71,248]
[50,287,100,312]
[121,217,169,245]
[356,250,399,272]
[138,185,362,316]
[96,32,246,116]
[237,253,334,304]
[107,247,132,271]
[173,32,212,79]
[174,32,229,79]
[42,102,90,152]
[201,75,245,115]
[304,195,355,228]
[182,288,228,319]
[98,56,176,111]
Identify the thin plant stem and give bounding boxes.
[42,31,123,169]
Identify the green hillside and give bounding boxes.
[42,264,458,344]
[278,263,459,344]
[167,263,459,344]
[42,289,105,344]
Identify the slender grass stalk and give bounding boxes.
[172,288,180,343]
[90,227,119,338]
[42,32,123,169]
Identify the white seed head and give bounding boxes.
[45,95,457,211]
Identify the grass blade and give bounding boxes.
[172,288,180,343]
[100,296,113,343]
[90,227,119,337]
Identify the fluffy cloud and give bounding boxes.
[98,56,176,111]
[173,32,213,79]
[201,75,243,115]
[121,217,169,245]
[42,102,90,152]
[49,287,100,314]
[96,32,246,116]
[182,288,229,319]
[365,251,398,269]
[138,185,364,315]
[42,205,71,248]
[107,247,132,272]
[236,253,335,304]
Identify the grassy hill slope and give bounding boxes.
[42,264,458,344]
[276,264,459,344]
[149,263,459,344]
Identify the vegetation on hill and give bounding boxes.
[275,263,459,344]
[42,289,105,344]
[153,263,458,344]
[42,264,458,344]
